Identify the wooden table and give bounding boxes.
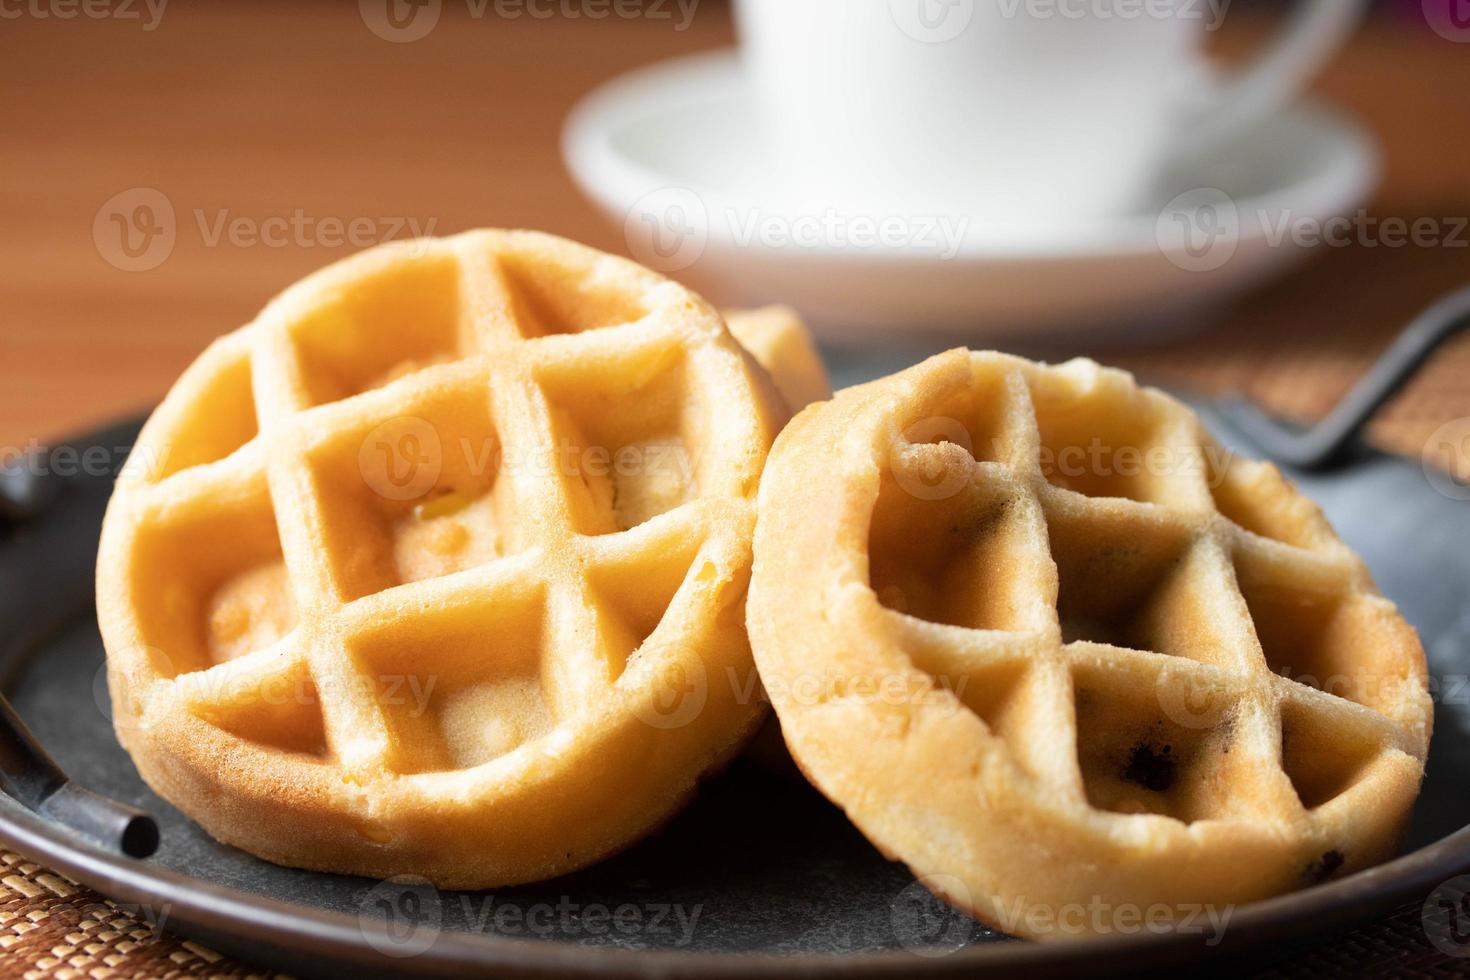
[2,2,1469,976]
[4,2,1470,456]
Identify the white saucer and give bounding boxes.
[563,51,1379,345]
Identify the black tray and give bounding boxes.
[2,393,1469,978]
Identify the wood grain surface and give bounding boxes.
[3,2,1469,457]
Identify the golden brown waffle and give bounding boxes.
[724,305,831,414]
[97,230,788,887]
[723,306,832,778]
[748,348,1432,940]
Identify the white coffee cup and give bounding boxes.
[735,0,1365,228]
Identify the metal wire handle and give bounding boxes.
[1219,286,1470,470]
[0,448,159,858]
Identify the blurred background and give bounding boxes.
[2,0,1468,466]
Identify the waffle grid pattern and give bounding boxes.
[121,235,749,776]
[869,356,1425,834]
[749,348,1430,938]
[99,231,779,883]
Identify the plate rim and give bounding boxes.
[3,786,1466,979]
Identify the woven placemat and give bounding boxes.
[0,850,282,978]
[1114,242,1470,482]
[1119,328,1470,479]
[1,845,1467,978]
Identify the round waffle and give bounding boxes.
[98,230,789,886]
[748,349,1432,939]
[724,305,831,415]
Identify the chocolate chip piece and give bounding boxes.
[1122,742,1175,793]
[1305,848,1345,883]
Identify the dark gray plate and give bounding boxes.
[2,394,1468,978]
